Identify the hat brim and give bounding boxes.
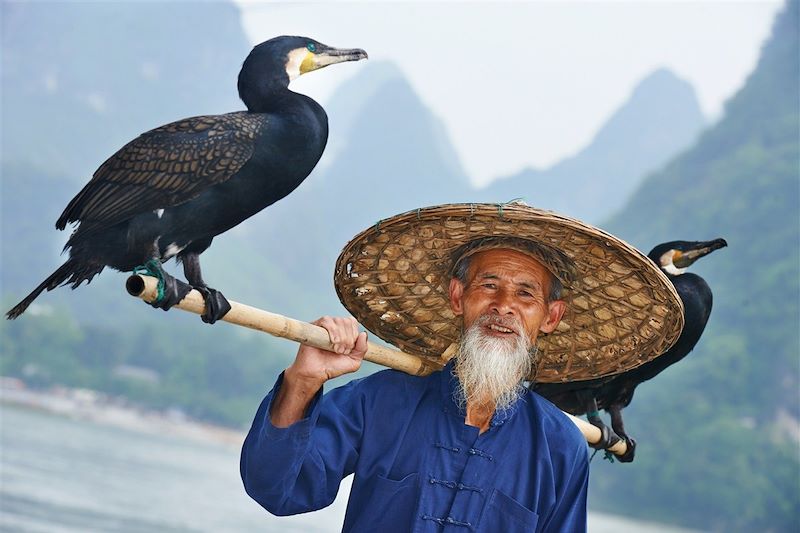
[335,203,684,383]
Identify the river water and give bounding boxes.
[0,404,698,532]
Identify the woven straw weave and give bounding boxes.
[335,203,684,383]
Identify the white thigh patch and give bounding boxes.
[164,242,186,259]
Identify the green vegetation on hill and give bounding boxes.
[588,2,799,531]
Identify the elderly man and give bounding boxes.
[241,203,684,532]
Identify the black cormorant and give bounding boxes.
[7,36,367,323]
[533,238,727,462]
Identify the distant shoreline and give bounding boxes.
[0,376,246,449]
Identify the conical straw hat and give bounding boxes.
[335,203,684,383]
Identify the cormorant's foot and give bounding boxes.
[150,275,192,311]
[588,423,622,451]
[616,436,636,463]
[195,286,231,324]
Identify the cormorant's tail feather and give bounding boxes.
[6,259,103,319]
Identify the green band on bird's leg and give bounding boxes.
[586,410,600,419]
[589,448,617,464]
[132,259,166,303]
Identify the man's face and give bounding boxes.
[449,249,566,346]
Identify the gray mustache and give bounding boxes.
[476,314,522,334]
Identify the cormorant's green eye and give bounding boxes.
[307,42,316,53]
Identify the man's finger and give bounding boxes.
[351,319,359,342]
[353,331,368,358]
[309,316,364,356]
[335,318,354,353]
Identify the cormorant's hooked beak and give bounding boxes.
[674,238,728,268]
[302,46,368,74]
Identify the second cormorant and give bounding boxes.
[533,238,727,462]
[7,36,367,323]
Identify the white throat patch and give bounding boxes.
[285,48,309,81]
[660,250,687,276]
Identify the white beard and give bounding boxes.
[453,315,536,413]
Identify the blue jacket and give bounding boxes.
[241,362,589,532]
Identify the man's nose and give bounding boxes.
[490,289,516,315]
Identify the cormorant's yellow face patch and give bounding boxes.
[285,48,316,81]
[300,51,316,74]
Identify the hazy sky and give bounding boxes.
[234,1,782,186]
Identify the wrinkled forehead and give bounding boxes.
[465,248,552,283]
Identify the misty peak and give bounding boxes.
[327,61,407,109]
[324,60,410,137]
[481,67,706,222]
[354,60,405,85]
[635,67,691,90]
[628,68,698,108]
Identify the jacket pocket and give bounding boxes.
[483,489,539,531]
[345,472,420,532]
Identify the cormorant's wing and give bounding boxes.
[57,112,265,234]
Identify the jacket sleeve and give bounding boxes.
[240,372,365,516]
[540,442,589,533]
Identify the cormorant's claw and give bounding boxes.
[588,422,622,451]
[195,286,231,324]
[616,437,636,463]
[151,275,192,311]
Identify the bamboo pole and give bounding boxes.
[126,274,627,457]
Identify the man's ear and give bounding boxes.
[449,278,465,316]
[539,300,566,334]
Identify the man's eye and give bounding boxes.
[519,291,533,298]
[481,283,496,289]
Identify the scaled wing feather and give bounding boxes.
[57,112,264,235]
